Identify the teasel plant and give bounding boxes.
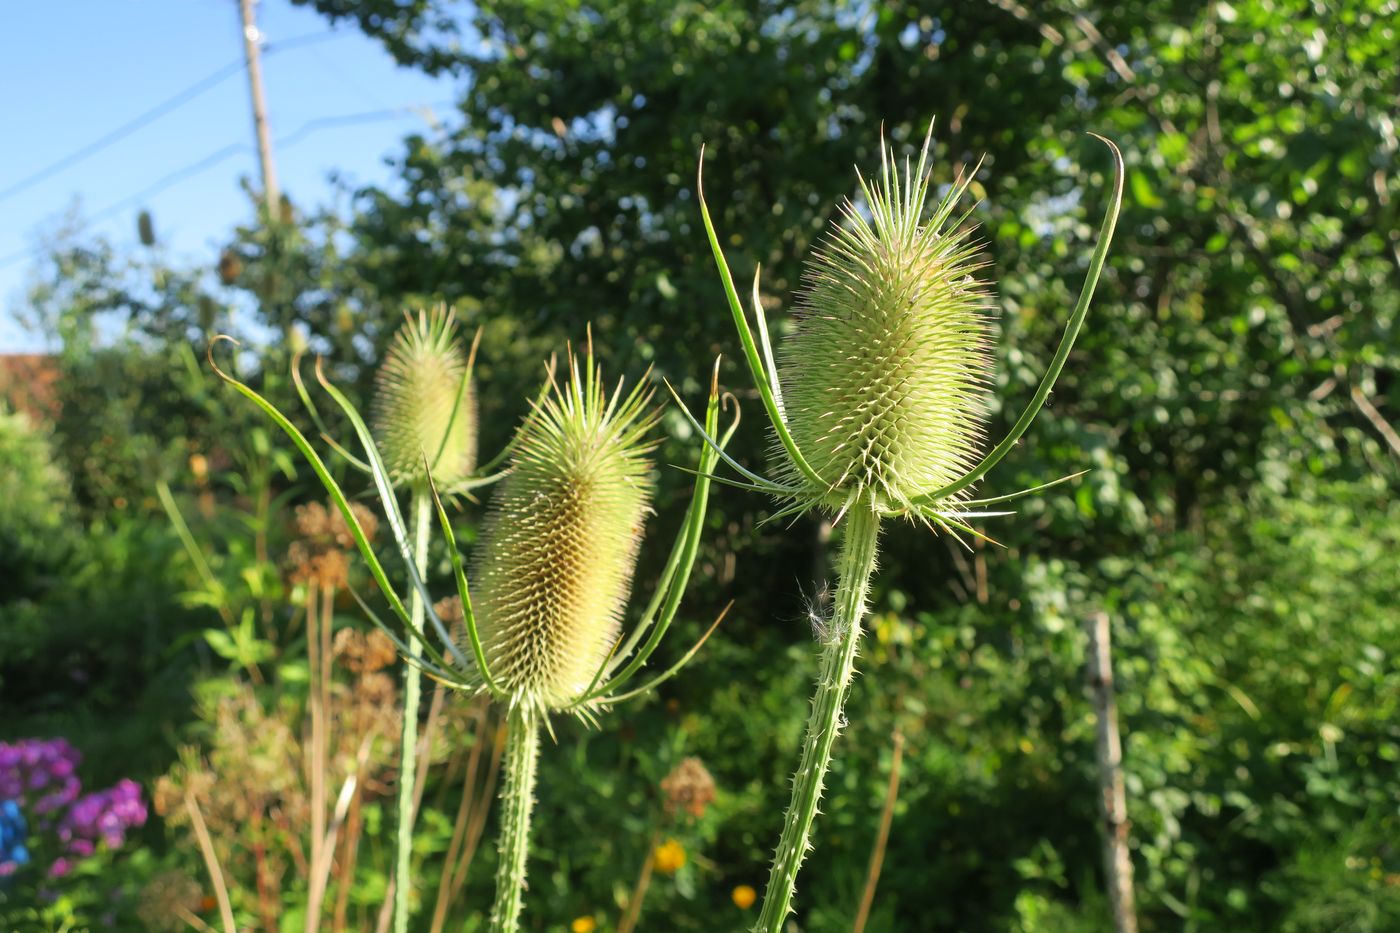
[673,123,1124,930]
[288,307,495,933]
[367,308,482,933]
[213,326,736,933]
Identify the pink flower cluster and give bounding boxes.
[0,739,147,880]
[0,738,82,816]
[49,779,147,878]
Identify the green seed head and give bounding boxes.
[371,306,478,489]
[471,345,659,713]
[777,132,995,513]
[137,210,156,247]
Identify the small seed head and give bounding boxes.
[217,248,241,285]
[332,627,398,675]
[777,130,995,512]
[371,306,478,488]
[661,756,717,819]
[137,210,157,247]
[471,347,658,714]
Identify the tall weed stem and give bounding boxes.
[490,707,540,933]
[393,492,433,932]
[756,506,881,931]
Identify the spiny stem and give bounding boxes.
[755,506,881,932]
[393,491,433,933]
[490,707,541,933]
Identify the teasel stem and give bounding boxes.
[490,706,541,933]
[756,505,881,932]
[393,491,433,933]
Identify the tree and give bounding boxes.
[284,0,1399,927]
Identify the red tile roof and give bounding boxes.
[0,354,61,421]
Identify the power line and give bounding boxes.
[275,104,453,148]
[0,60,244,205]
[98,103,452,218]
[87,144,251,225]
[0,104,453,272]
[263,29,353,54]
[0,28,347,207]
[91,105,449,222]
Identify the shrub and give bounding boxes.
[0,409,72,602]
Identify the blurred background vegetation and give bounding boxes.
[2,0,1397,929]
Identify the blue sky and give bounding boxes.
[0,0,457,352]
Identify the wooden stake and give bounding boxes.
[852,728,904,933]
[1086,611,1137,933]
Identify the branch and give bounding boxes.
[1350,383,1400,460]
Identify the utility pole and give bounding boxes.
[1086,611,1138,933]
[237,0,280,214]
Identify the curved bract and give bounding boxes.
[777,140,995,514]
[472,351,658,714]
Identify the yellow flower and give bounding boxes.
[570,917,597,933]
[731,884,757,909]
[652,838,686,875]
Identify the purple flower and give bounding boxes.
[0,739,147,879]
[58,780,148,855]
[34,776,81,815]
[0,739,82,806]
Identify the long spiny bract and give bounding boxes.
[470,350,659,716]
[372,306,478,488]
[775,138,995,516]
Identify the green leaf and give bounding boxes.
[203,628,238,660]
[1129,169,1164,208]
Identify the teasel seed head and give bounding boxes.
[137,210,157,247]
[371,306,478,489]
[471,342,659,714]
[776,131,995,513]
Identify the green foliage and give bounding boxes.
[1272,814,1400,933]
[0,408,72,601]
[0,512,196,785]
[5,0,1398,928]
[291,0,1397,525]
[1113,478,1400,927]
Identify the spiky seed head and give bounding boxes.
[371,306,478,489]
[471,345,659,714]
[776,129,995,513]
[137,210,156,247]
